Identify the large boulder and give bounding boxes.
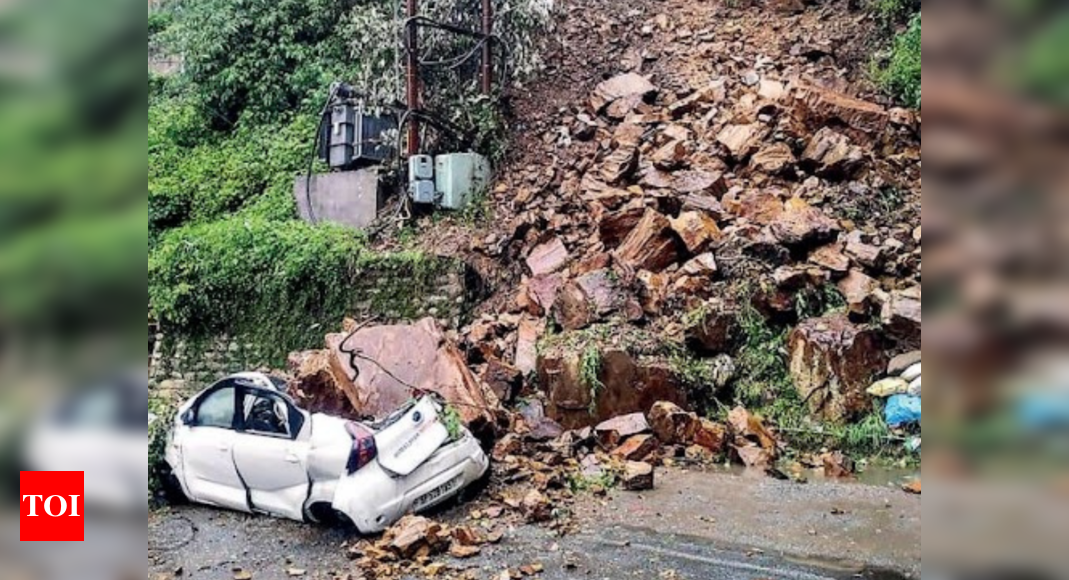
[287,349,361,420]
[538,345,689,430]
[333,318,500,430]
[788,314,889,423]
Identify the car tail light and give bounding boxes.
[344,421,378,474]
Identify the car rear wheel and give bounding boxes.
[306,502,356,530]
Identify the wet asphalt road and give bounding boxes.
[148,467,920,580]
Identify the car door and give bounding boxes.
[231,387,311,521]
[179,383,249,512]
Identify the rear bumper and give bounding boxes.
[332,434,489,534]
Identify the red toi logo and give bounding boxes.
[20,471,84,541]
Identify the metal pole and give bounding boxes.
[481,0,493,95]
[405,0,420,155]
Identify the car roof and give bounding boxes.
[226,372,279,391]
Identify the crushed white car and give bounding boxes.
[163,372,489,533]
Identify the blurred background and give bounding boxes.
[0,0,1067,577]
[0,0,146,578]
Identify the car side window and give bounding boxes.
[195,387,236,429]
[242,391,291,438]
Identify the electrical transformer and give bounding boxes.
[317,103,397,170]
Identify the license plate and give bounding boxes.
[413,477,460,511]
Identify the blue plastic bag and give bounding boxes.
[885,395,922,427]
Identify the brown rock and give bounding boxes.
[615,210,682,271]
[515,317,544,375]
[693,419,728,453]
[716,123,768,161]
[751,142,797,174]
[770,0,806,15]
[622,461,655,491]
[599,199,650,247]
[669,80,727,117]
[483,359,522,403]
[903,479,922,495]
[554,283,595,332]
[600,144,640,184]
[606,93,644,119]
[888,351,922,376]
[792,81,888,135]
[845,238,883,269]
[648,401,700,445]
[524,273,563,316]
[881,289,921,348]
[822,451,856,478]
[492,433,522,461]
[636,270,670,314]
[681,253,718,277]
[728,407,778,452]
[521,490,552,522]
[801,127,864,179]
[611,434,659,461]
[595,413,651,449]
[651,140,689,170]
[332,319,499,430]
[809,243,851,273]
[590,73,658,114]
[788,314,889,422]
[526,238,570,276]
[670,211,724,254]
[287,349,359,420]
[734,444,774,468]
[725,189,785,225]
[771,197,840,247]
[837,269,880,317]
[681,194,726,220]
[686,299,738,353]
[389,516,444,558]
[554,269,625,331]
[671,170,730,197]
[449,544,482,559]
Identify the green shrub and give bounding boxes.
[874,12,922,108]
[148,217,367,357]
[149,105,314,238]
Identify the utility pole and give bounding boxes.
[481,0,493,95]
[405,0,420,155]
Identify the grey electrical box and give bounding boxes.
[435,153,490,210]
[319,104,397,170]
[408,155,436,204]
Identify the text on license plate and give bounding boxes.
[414,477,460,511]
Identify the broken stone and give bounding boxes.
[668,80,727,117]
[734,444,774,468]
[600,143,640,184]
[728,406,778,452]
[809,243,851,273]
[750,142,797,175]
[615,209,682,271]
[724,189,785,225]
[636,269,670,314]
[680,253,718,277]
[611,433,659,461]
[693,419,728,453]
[788,314,889,422]
[524,273,563,316]
[792,81,889,135]
[622,461,655,491]
[606,93,645,119]
[389,516,444,558]
[526,237,570,277]
[515,316,544,376]
[681,194,726,220]
[769,0,806,15]
[670,170,729,197]
[483,359,522,403]
[801,127,865,180]
[670,211,723,255]
[554,269,625,331]
[822,451,856,478]
[449,544,482,559]
[888,351,922,376]
[554,283,595,331]
[651,140,689,170]
[881,289,922,349]
[845,238,883,269]
[331,319,499,431]
[599,199,650,247]
[521,489,552,522]
[590,73,658,114]
[686,298,738,353]
[648,401,700,445]
[716,123,768,161]
[595,413,651,449]
[287,349,360,420]
[771,197,840,247]
[903,479,922,495]
[837,269,880,317]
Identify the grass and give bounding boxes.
[873,12,921,109]
[580,346,604,415]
